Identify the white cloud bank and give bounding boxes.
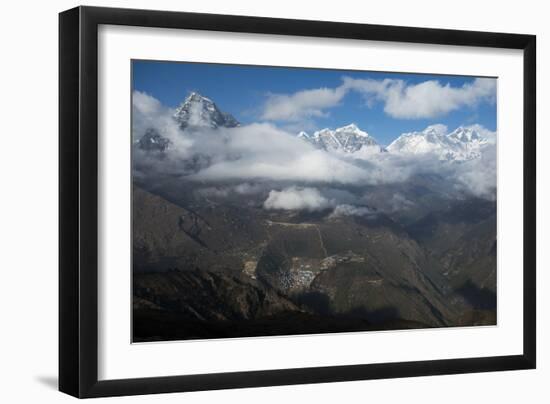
[261,87,347,121]
[260,77,496,122]
[263,187,330,211]
[133,92,497,202]
[342,77,496,119]
[263,188,375,218]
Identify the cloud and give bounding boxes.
[329,204,372,218]
[424,124,448,135]
[133,90,163,115]
[263,187,330,211]
[258,77,496,123]
[132,91,193,152]
[342,77,496,119]
[453,144,497,200]
[234,182,266,195]
[188,124,370,184]
[133,92,497,202]
[261,86,347,121]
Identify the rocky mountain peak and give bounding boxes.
[137,128,171,152]
[173,91,239,130]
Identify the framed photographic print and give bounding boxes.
[59,6,536,398]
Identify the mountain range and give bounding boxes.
[387,125,492,161]
[136,92,494,163]
[297,124,383,154]
[132,91,497,341]
[298,123,493,161]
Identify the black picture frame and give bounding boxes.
[59,5,536,398]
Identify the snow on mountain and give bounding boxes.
[387,125,453,155]
[137,128,171,152]
[137,92,239,153]
[387,125,492,161]
[137,91,494,166]
[448,126,482,143]
[299,123,383,154]
[173,92,240,130]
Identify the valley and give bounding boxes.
[132,90,497,342]
[133,182,496,341]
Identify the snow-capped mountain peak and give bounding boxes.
[298,123,382,154]
[137,92,240,154]
[422,124,448,136]
[388,129,441,156]
[334,123,370,138]
[186,91,213,103]
[448,126,482,142]
[173,91,239,130]
[387,125,492,161]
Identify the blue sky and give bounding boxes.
[132,60,497,146]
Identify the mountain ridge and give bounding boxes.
[135,92,495,164]
[387,124,492,161]
[297,123,383,154]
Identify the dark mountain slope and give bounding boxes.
[133,268,429,341]
[406,198,496,257]
[256,213,457,327]
[132,183,494,341]
[133,185,267,273]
